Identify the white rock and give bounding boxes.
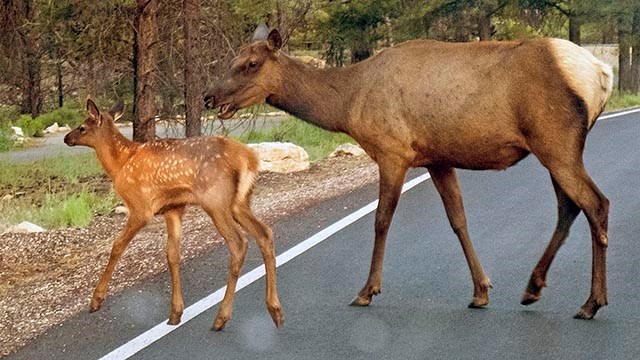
[249,142,310,173]
[44,122,59,133]
[58,124,72,132]
[114,206,129,215]
[11,126,24,137]
[4,221,45,234]
[330,143,366,157]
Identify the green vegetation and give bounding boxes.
[0,154,104,190]
[15,106,84,137]
[0,154,114,229]
[606,91,640,111]
[0,104,85,153]
[237,117,355,161]
[2,190,119,229]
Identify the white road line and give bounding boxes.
[97,106,639,359]
[99,173,432,360]
[599,107,640,120]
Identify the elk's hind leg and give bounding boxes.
[164,206,186,325]
[521,178,581,305]
[233,200,284,328]
[428,166,492,308]
[532,142,609,319]
[202,200,249,331]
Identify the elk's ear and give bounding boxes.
[251,23,270,43]
[108,99,124,121]
[86,98,102,126]
[267,29,282,51]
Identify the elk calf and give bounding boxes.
[64,99,283,330]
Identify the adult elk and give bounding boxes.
[205,26,613,319]
[64,98,284,330]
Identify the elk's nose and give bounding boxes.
[63,133,74,146]
[204,94,216,109]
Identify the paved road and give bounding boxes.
[0,116,286,163]
[7,110,640,359]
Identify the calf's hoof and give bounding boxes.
[212,315,229,331]
[268,305,285,329]
[89,297,104,313]
[167,313,182,325]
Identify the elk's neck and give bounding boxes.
[93,124,136,179]
[267,56,358,133]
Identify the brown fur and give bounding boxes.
[64,99,284,330]
[207,30,612,319]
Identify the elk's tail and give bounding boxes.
[549,39,614,129]
[235,149,260,204]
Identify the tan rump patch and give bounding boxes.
[549,39,613,127]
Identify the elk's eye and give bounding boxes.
[248,61,257,68]
[79,126,86,132]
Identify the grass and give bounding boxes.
[0,153,104,191]
[236,117,355,161]
[606,91,640,111]
[2,190,119,229]
[0,154,115,229]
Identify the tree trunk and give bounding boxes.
[569,15,581,45]
[618,27,633,93]
[133,0,158,143]
[631,9,640,93]
[183,0,202,137]
[478,15,491,41]
[20,47,42,118]
[57,61,64,108]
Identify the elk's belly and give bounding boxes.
[411,142,530,171]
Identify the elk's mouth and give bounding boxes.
[218,103,237,120]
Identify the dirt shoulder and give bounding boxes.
[0,155,379,356]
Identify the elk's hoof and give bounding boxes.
[574,309,595,320]
[350,295,373,307]
[468,297,489,309]
[520,291,541,306]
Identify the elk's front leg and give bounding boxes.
[164,207,185,325]
[428,166,492,308]
[90,214,148,312]
[351,159,408,306]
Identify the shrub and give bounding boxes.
[14,106,84,137]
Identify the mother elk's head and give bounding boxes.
[204,24,283,119]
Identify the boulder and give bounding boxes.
[10,126,25,144]
[249,142,310,173]
[44,122,60,133]
[4,221,45,234]
[330,143,366,157]
[296,55,326,69]
[11,126,24,137]
[114,205,129,215]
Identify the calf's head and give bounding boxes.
[64,98,123,148]
[204,25,283,119]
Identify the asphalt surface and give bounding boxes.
[7,110,640,359]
